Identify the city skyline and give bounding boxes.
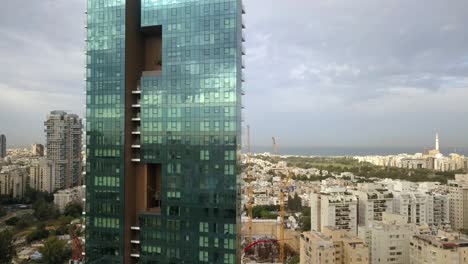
[1,0,468,148]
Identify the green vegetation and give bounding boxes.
[287,193,302,212]
[289,255,300,264]
[64,202,83,218]
[300,207,311,232]
[254,154,461,184]
[40,236,69,264]
[0,187,53,205]
[252,205,279,219]
[33,198,59,221]
[5,216,19,226]
[26,223,50,243]
[0,206,6,218]
[0,230,15,263]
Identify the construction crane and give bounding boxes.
[246,125,253,245]
[71,224,84,262]
[272,137,294,264]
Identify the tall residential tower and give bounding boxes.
[85,0,245,263]
[0,134,6,158]
[45,111,83,190]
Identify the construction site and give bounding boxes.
[242,128,300,263]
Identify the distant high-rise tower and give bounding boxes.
[85,0,245,263]
[44,111,82,190]
[0,134,6,158]
[435,133,440,151]
[32,143,45,157]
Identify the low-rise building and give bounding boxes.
[322,227,369,264]
[53,186,84,213]
[300,231,335,264]
[0,165,28,198]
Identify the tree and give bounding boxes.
[287,193,302,212]
[33,199,59,221]
[0,230,15,263]
[64,202,83,218]
[0,206,6,218]
[289,255,300,264]
[40,236,68,264]
[26,223,50,243]
[5,216,19,226]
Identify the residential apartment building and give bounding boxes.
[359,213,419,264]
[53,186,85,213]
[311,187,358,234]
[0,165,27,198]
[85,0,245,262]
[30,158,56,193]
[300,231,336,264]
[45,111,82,189]
[0,134,6,158]
[410,230,468,264]
[352,183,394,226]
[300,227,369,264]
[448,174,468,230]
[322,227,369,264]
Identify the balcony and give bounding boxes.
[242,2,246,14]
[242,16,246,28]
[132,127,141,135]
[242,44,246,55]
[132,100,141,108]
[132,87,141,94]
[242,31,246,42]
[132,113,141,121]
[142,70,162,77]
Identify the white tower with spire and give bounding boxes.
[435,133,440,152]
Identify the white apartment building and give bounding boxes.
[448,174,468,231]
[29,158,56,193]
[0,165,28,198]
[353,183,394,226]
[311,187,358,234]
[359,213,419,264]
[392,191,449,227]
[53,186,85,213]
[410,230,468,264]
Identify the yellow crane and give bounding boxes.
[246,125,253,245]
[272,137,294,263]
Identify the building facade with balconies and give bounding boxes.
[44,111,82,190]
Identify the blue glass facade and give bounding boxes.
[86,0,244,263]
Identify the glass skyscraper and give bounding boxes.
[85,0,245,263]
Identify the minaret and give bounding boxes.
[435,133,440,152]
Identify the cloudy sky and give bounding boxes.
[1,0,468,149]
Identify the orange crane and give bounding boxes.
[272,137,294,263]
[246,125,253,245]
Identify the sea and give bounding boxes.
[250,146,468,157]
